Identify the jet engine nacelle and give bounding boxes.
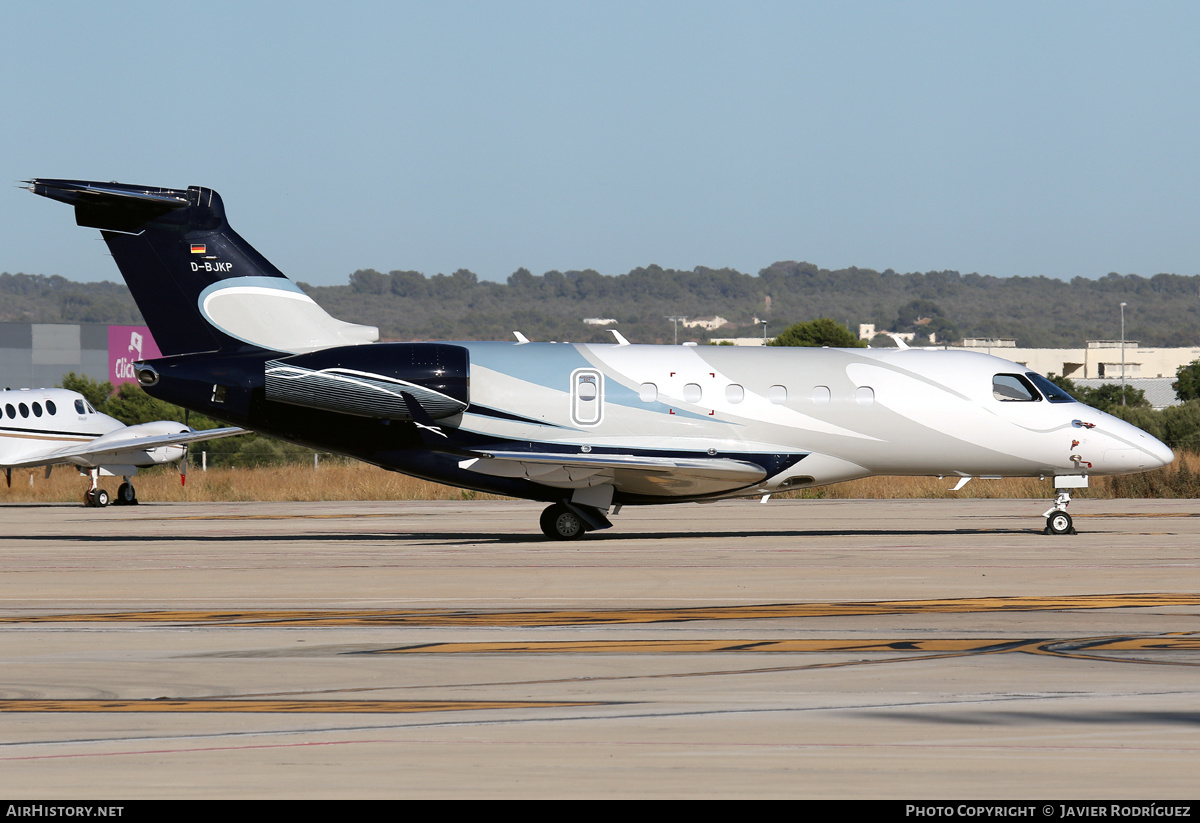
[264,342,470,420]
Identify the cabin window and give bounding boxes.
[683,383,702,404]
[993,374,1038,402]
[46,400,57,415]
[32,402,42,417]
[638,382,658,403]
[75,399,87,415]
[18,403,29,418]
[768,385,787,405]
[725,384,744,404]
[7,403,17,418]
[812,386,830,405]
[855,386,875,406]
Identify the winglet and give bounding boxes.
[609,329,631,346]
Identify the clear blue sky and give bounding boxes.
[4,1,1199,286]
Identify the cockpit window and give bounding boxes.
[1024,372,1077,403]
[75,399,87,415]
[993,373,1039,402]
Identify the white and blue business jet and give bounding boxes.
[26,179,1173,535]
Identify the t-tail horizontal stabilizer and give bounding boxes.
[26,178,378,357]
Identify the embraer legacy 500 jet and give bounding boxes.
[1,386,243,506]
[26,179,1173,536]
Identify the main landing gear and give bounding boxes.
[115,479,138,505]
[539,501,614,540]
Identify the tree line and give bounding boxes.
[6,260,1198,347]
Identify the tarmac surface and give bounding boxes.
[1,496,1198,798]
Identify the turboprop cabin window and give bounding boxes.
[993,374,1038,402]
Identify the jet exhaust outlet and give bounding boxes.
[136,365,160,387]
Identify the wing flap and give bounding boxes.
[461,451,768,496]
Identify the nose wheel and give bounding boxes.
[1043,490,1077,535]
[1045,509,1074,535]
[84,488,110,508]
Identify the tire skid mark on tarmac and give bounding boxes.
[3,593,1198,627]
[366,634,1200,656]
[0,699,606,714]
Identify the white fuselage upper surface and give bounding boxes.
[456,342,1173,496]
[0,388,124,466]
[0,388,209,473]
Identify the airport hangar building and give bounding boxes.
[0,322,156,392]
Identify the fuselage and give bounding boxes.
[457,341,1171,488]
[138,340,1175,506]
[0,388,190,471]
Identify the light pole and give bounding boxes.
[758,320,767,342]
[666,316,685,345]
[1120,302,1127,406]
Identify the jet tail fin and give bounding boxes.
[27,179,378,357]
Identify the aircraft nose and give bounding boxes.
[1142,433,1175,469]
[1099,419,1174,473]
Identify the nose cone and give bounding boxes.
[1097,415,1174,473]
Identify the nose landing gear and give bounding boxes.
[1043,489,1077,535]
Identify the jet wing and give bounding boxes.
[460,450,769,497]
[2,427,246,470]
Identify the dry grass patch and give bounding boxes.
[3,453,1197,505]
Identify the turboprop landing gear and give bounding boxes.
[114,478,138,505]
[82,468,109,508]
[1043,490,1076,535]
[84,488,110,508]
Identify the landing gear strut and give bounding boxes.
[1043,490,1076,535]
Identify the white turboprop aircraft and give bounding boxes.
[1,386,243,506]
[26,178,1176,536]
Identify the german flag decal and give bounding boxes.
[190,244,206,254]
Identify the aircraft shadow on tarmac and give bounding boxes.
[2,526,1059,544]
